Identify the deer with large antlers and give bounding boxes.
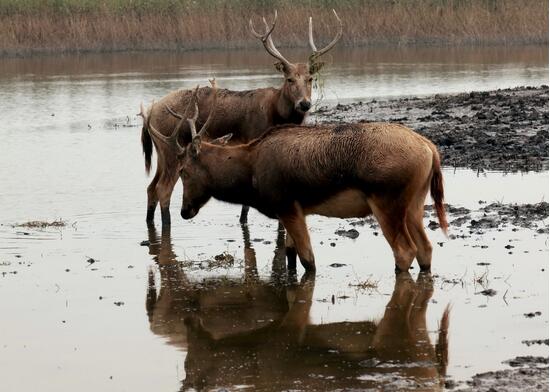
[140,10,343,226]
[146,80,449,273]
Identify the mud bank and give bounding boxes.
[453,356,549,391]
[346,201,549,237]
[314,86,549,172]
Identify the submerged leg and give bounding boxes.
[146,170,161,224]
[239,205,250,224]
[369,198,417,272]
[285,232,297,270]
[157,173,179,227]
[407,207,433,271]
[280,203,316,272]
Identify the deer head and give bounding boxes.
[146,79,229,220]
[250,10,343,114]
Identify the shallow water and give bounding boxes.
[0,46,548,391]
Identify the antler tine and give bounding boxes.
[249,10,277,39]
[308,16,317,52]
[309,9,343,60]
[187,94,199,140]
[198,78,218,138]
[147,100,186,156]
[165,85,200,141]
[249,10,292,68]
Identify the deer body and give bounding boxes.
[168,122,448,272]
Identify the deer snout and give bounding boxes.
[181,206,197,220]
[298,100,312,112]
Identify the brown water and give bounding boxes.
[0,46,548,391]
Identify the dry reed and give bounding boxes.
[0,0,547,56]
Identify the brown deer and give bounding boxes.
[140,10,343,226]
[146,81,449,273]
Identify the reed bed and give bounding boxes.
[0,0,547,56]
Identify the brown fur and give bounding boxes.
[176,122,448,272]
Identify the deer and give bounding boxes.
[139,10,343,226]
[146,78,449,273]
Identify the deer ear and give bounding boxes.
[210,133,233,146]
[274,61,286,73]
[309,61,325,75]
[191,136,201,157]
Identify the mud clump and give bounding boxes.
[455,356,549,392]
[314,86,549,172]
[335,228,360,239]
[504,356,549,367]
[14,219,66,229]
[522,339,549,346]
[427,202,549,233]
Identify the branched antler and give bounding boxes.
[249,11,293,69]
[308,9,343,64]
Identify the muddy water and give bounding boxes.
[0,46,548,391]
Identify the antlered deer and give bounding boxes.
[140,10,343,226]
[146,79,449,272]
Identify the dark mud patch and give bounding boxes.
[522,339,549,346]
[455,356,549,392]
[314,86,549,172]
[334,228,360,239]
[425,202,548,233]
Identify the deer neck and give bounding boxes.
[201,145,254,204]
[275,88,306,125]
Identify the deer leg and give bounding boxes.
[285,231,297,270]
[239,205,250,224]
[369,198,417,272]
[280,204,316,272]
[407,207,433,271]
[146,170,161,224]
[156,173,179,227]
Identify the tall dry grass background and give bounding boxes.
[0,0,547,56]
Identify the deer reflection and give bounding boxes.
[144,225,449,391]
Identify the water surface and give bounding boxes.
[0,46,548,391]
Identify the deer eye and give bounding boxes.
[308,77,313,82]
[286,78,294,83]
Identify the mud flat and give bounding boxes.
[314,86,549,172]
[452,356,549,391]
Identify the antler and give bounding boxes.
[308,9,343,61]
[187,78,218,140]
[164,85,200,121]
[146,100,186,156]
[249,10,292,69]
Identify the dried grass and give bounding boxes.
[0,0,547,56]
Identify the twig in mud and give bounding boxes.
[474,269,489,288]
[504,274,512,287]
[349,278,379,292]
[503,289,509,306]
[348,265,379,294]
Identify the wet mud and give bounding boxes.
[314,86,549,172]
[453,356,548,392]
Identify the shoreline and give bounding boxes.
[2,40,548,59]
[313,86,549,173]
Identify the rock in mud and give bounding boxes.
[334,229,360,239]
